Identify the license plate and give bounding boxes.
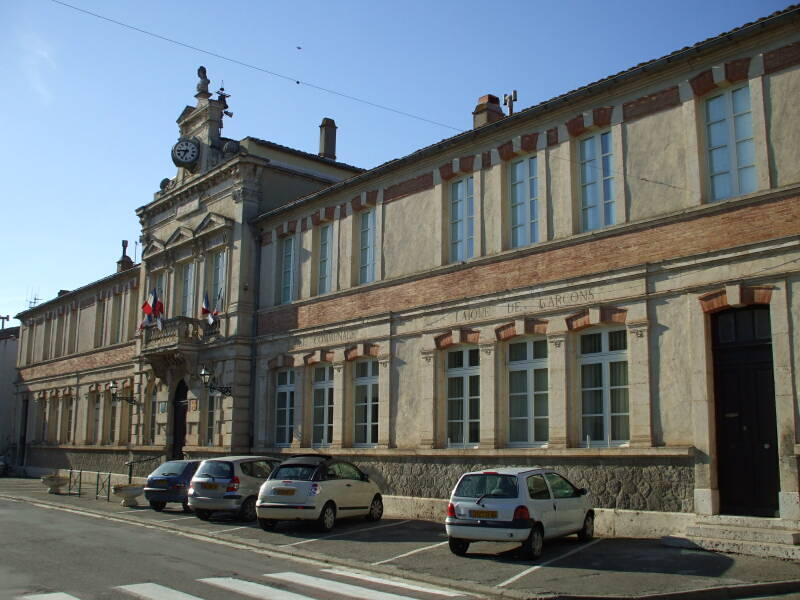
[470,510,497,519]
[152,479,168,488]
[201,482,218,490]
[275,489,295,496]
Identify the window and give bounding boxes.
[94,300,106,348]
[206,393,219,446]
[210,251,226,312]
[510,156,539,248]
[92,395,101,444]
[446,347,480,446]
[358,209,376,284]
[705,85,755,201]
[354,359,379,446]
[148,386,157,445]
[180,262,195,317]
[507,338,548,445]
[450,177,474,262]
[54,315,65,358]
[109,399,117,443]
[65,398,74,443]
[151,271,166,301]
[40,402,48,442]
[544,472,580,498]
[527,474,551,500]
[42,320,52,360]
[579,131,614,232]
[275,369,295,446]
[579,329,629,445]
[312,365,334,446]
[110,294,122,345]
[67,313,78,355]
[317,224,332,294]
[278,236,295,305]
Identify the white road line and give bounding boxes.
[159,516,198,522]
[322,568,465,597]
[265,572,419,600]
[115,582,204,599]
[17,594,81,600]
[281,519,412,547]
[201,577,314,600]
[498,538,603,587]
[209,525,249,534]
[371,540,448,565]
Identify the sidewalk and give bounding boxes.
[2,476,799,600]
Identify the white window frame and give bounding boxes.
[445,346,480,447]
[180,262,195,317]
[312,365,334,446]
[450,176,475,263]
[278,235,295,305]
[579,131,615,232]
[510,156,539,248]
[705,84,756,202]
[210,250,227,312]
[274,369,295,447]
[578,328,629,447]
[507,337,549,447]
[65,397,74,444]
[358,209,376,284]
[205,392,219,446]
[92,394,101,445]
[353,359,379,447]
[318,223,333,295]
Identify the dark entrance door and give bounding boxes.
[712,306,779,517]
[171,380,188,460]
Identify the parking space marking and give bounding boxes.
[159,516,198,522]
[371,541,448,565]
[497,538,603,587]
[280,519,412,547]
[323,568,465,597]
[209,525,249,534]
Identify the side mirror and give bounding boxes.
[362,473,370,482]
[577,488,588,496]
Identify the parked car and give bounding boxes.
[144,459,202,512]
[188,456,281,522]
[445,467,594,558]
[256,454,383,532]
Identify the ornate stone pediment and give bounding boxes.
[194,212,233,238]
[142,239,166,260]
[165,226,194,248]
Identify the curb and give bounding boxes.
[2,490,799,600]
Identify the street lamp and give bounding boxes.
[110,382,136,405]
[199,365,232,396]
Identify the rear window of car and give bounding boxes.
[195,461,233,479]
[454,474,519,499]
[272,465,317,481]
[150,461,190,477]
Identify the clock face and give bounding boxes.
[172,140,199,165]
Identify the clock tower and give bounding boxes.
[171,66,230,175]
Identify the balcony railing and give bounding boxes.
[141,317,220,352]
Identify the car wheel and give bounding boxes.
[182,499,192,513]
[317,502,336,532]
[149,501,166,512]
[521,524,544,559]
[194,509,212,521]
[238,497,257,522]
[259,518,277,531]
[578,513,594,542]
[448,537,470,556]
[366,495,383,522]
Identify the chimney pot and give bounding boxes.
[472,94,504,128]
[319,117,337,160]
[117,239,134,272]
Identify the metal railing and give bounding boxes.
[95,472,111,501]
[67,469,82,496]
[124,455,165,483]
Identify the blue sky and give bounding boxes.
[0,0,790,326]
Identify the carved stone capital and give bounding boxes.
[627,321,649,339]
[547,332,567,348]
[421,349,435,364]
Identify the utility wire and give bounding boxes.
[49,0,464,132]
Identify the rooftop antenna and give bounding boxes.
[0,315,9,329]
[27,290,41,309]
[216,82,233,118]
[503,89,518,116]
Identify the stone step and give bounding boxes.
[662,535,800,560]
[687,524,800,545]
[694,514,800,530]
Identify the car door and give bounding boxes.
[526,473,558,537]
[337,462,372,513]
[321,463,352,511]
[544,472,585,535]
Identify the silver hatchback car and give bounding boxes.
[445,467,594,558]
[188,456,281,522]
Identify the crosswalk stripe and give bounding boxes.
[201,577,315,599]
[18,594,81,600]
[321,569,466,597]
[115,583,205,599]
[264,572,420,600]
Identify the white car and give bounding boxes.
[445,467,594,558]
[256,454,383,532]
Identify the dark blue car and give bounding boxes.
[144,460,202,511]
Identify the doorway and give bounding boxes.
[171,380,188,460]
[712,306,779,517]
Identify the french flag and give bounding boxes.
[141,288,164,330]
[201,291,213,325]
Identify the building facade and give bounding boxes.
[15,8,800,531]
[0,326,20,460]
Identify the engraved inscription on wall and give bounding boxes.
[452,289,596,324]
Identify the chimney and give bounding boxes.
[117,240,134,272]
[319,118,337,160]
[472,94,504,128]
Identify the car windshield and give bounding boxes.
[195,461,233,479]
[272,465,317,481]
[454,474,519,499]
[150,461,190,477]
